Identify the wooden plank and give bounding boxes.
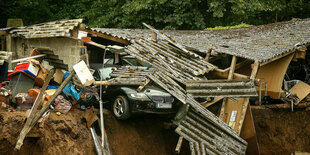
[219,56,237,120]
[228,56,237,80]
[137,79,151,92]
[85,41,106,50]
[209,69,249,79]
[15,69,55,150]
[256,53,294,99]
[289,81,310,105]
[250,61,259,80]
[223,59,253,72]
[175,136,183,154]
[236,61,260,134]
[29,71,75,130]
[80,28,130,45]
[240,105,260,155]
[202,97,223,108]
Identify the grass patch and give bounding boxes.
[205,23,253,30]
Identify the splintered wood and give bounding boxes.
[15,71,75,151]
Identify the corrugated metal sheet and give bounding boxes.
[9,19,83,38]
[147,71,247,154]
[186,79,257,98]
[125,38,216,84]
[95,18,310,63]
[175,110,247,155]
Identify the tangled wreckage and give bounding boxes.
[0,18,310,154]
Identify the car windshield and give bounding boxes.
[121,56,142,66]
[97,67,114,80]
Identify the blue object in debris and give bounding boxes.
[47,85,59,90]
[63,83,81,101]
[63,72,70,81]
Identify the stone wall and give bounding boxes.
[11,37,82,70]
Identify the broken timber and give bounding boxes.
[125,38,216,84]
[15,69,55,150]
[186,79,257,98]
[15,71,75,150]
[147,71,247,154]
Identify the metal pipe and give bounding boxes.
[99,49,107,148]
[12,54,46,63]
[90,127,103,155]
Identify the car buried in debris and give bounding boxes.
[91,47,181,120]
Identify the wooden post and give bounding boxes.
[228,56,237,80]
[15,71,75,151]
[219,56,237,120]
[30,71,75,128]
[175,136,183,154]
[204,49,212,62]
[15,69,55,150]
[152,32,157,41]
[236,60,259,134]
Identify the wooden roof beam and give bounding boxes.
[80,28,130,45]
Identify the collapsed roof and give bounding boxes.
[9,19,83,38]
[96,18,310,63]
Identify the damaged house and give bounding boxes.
[0,18,309,154]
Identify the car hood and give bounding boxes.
[143,86,172,97]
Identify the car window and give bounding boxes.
[98,67,114,80]
[105,58,114,65]
[122,57,142,66]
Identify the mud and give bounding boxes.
[0,108,309,155]
[0,110,95,155]
[252,108,310,155]
[104,110,190,155]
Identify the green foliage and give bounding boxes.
[205,23,253,30]
[0,0,309,29]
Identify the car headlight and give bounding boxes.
[130,93,150,100]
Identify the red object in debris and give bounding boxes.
[6,71,13,81]
[255,100,259,105]
[81,37,91,42]
[14,62,39,78]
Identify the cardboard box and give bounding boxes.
[53,69,64,85]
[15,61,39,78]
[73,61,94,86]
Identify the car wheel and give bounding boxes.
[112,96,131,120]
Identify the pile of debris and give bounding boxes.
[0,48,110,155]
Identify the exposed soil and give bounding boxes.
[0,108,309,155]
[0,109,189,155]
[252,108,310,155]
[0,110,95,155]
[104,110,190,155]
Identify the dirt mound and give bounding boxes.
[0,110,95,155]
[1,108,309,154]
[104,110,190,155]
[252,108,310,155]
[0,109,189,155]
